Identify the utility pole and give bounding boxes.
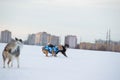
[106,29,111,51]
[106,30,108,50]
[108,29,111,51]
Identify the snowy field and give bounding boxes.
[0,43,120,80]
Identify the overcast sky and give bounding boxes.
[0,0,120,43]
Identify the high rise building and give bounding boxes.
[27,32,60,46]
[65,35,77,48]
[40,32,51,46]
[27,34,36,45]
[0,30,12,43]
[50,35,59,46]
[35,32,41,45]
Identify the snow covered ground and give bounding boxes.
[0,43,120,80]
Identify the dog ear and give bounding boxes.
[15,37,18,41]
[19,39,23,43]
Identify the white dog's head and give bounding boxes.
[15,37,23,48]
[10,37,23,53]
[15,37,22,44]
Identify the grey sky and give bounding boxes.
[0,0,120,43]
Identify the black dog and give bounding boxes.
[55,44,69,57]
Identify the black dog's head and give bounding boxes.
[64,44,69,48]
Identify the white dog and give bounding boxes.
[2,38,23,68]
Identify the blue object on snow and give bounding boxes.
[43,45,59,54]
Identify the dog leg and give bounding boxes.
[3,58,6,68]
[54,54,57,57]
[2,52,6,68]
[62,52,68,57]
[11,59,13,67]
[7,59,11,68]
[46,52,48,57]
[45,51,49,57]
[17,57,19,68]
[52,51,55,57]
[43,50,49,57]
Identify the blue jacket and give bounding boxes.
[43,45,59,54]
